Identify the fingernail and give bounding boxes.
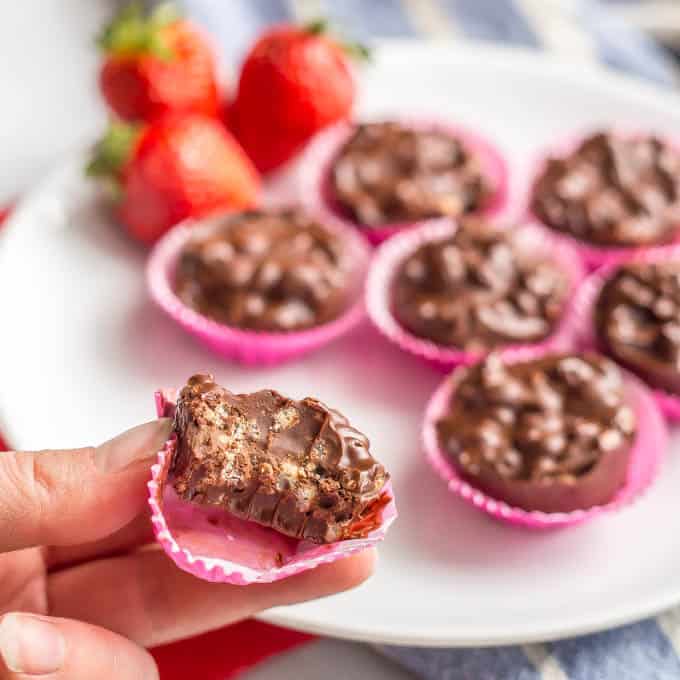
[0,614,65,675]
[95,419,172,473]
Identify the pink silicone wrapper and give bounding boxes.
[423,345,668,528]
[146,210,372,365]
[569,243,680,422]
[524,128,680,271]
[298,118,509,246]
[365,218,587,371]
[148,390,397,584]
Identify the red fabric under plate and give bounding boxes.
[0,207,314,678]
[151,621,314,680]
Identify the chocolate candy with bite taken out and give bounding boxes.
[172,374,390,544]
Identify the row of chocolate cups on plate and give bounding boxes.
[147,116,680,365]
[145,118,680,535]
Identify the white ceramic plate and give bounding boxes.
[3,42,680,647]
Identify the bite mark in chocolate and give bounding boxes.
[330,122,492,227]
[172,374,389,544]
[175,208,352,332]
[596,260,680,393]
[392,219,569,349]
[436,353,636,513]
[531,132,680,247]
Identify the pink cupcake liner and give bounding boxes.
[148,390,397,585]
[298,118,509,246]
[523,128,680,271]
[570,243,680,422]
[423,345,668,529]
[365,218,587,371]
[146,209,372,366]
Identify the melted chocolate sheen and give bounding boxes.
[175,209,351,332]
[392,219,568,349]
[531,132,680,247]
[172,374,388,544]
[596,261,680,393]
[330,121,492,227]
[436,354,636,512]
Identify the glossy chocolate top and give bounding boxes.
[330,121,492,227]
[531,132,680,247]
[436,353,636,484]
[171,374,388,544]
[392,219,568,349]
[175,209,351,332]
[596,260,680,392]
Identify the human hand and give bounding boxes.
[0,420,375,679]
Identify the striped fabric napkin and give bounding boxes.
[185,0,677,85]
[178,1,680,677]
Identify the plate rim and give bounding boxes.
[3,40,680,647]
[258,585,679,647]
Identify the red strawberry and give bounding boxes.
[232,20,368,174]
[87,114,260,245]
[98,2,221,122]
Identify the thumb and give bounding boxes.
[0,613,158,679]
[0,420,171,553]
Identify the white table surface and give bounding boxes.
[0,2,414,678]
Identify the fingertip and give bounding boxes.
[352,547,379,583]
[156,417,173,439]
[95,419,172,474]
[263,548,379,610]
[326,548,378,592]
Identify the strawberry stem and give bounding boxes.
[97,1,180,60]
[303,17,371,62]
[342,41,372,61]
[305,19,329,36]
[150,2,180,29]
[86,121,142,197]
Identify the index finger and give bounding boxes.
[48,547,377,647]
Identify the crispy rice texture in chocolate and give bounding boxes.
[171,374,389,544]
[531,132,680,247]
[330,121,491,226]
[392,219,569,349]
[436,353,636,513]
[596,261,680,393]
[175,209,352,332]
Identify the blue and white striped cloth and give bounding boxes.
[181,1,680,678]
[184,0,677,85]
